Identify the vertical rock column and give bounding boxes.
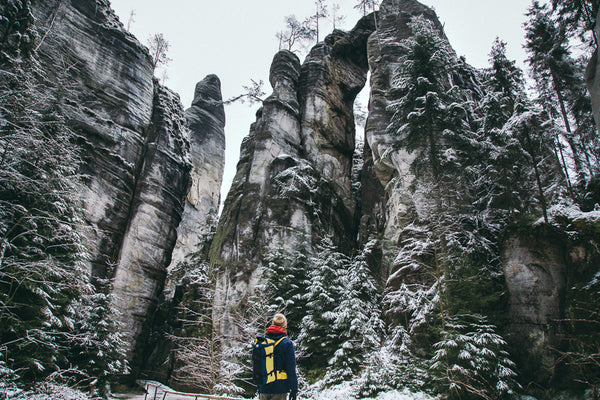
[210,50,303,337]
[168,75,226,274]
[364,0,445,244]
[31,0,156,283]
[298,16,374,213]
[111,82,191,364]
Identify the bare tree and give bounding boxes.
[354,0,380,16]
[126,9,135,32]
[224,79,265,105]
[276,15,316,54]
[160,69,169,85]
[167,257,267,394]
[147,33,172,72]
[312,0,329,42]
[331,3,346,30]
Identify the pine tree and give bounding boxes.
[550,0,600,45]
[387,16,472,182]
[354,0,380,16]
[525,1,596,189]
[429,315,520,400]
[0,60,88,383]
[326,240,383,384]
[476,39,529,220]
[311,0,329,43]
[263,239,311,334]
[297,236,347,375]
[65,282,129,393]
[478,37,569,225]
[502,108,565,223]
[484,39,525,120]
[356,339,428,398]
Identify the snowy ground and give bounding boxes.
[2,380,434,400]
[308,382,434,400]
[109,381,435,400]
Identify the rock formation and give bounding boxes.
[111,83,191,363]
[586,9,600,135]
[209,15,377,337]
[30,0,194,363]
[210,49,304,337]
[362,0,445,244]
[501,230,566,382]
[209,0,448,342]
[209,0,598,392]
[168,75,226,276]
[9,0,597,394]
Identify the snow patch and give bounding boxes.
[306,382,434,400]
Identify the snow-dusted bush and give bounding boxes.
[429,314,520,399]
[8,382,89,400]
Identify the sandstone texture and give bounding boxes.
[210,50,304,337]
[501,232,566,378]
[30,0,193,363]
[111,83,191,362]
[168,75,225,275]
[364,0,445,243]
[210,14,378,337]
[586,9,600,135]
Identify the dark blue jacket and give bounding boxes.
[258,332,298,394]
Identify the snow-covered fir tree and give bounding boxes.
[325,239,383,385]
[525,2,593,187]
[264,239,311,335]
[550,0,599,45]
[382,16,528,399]
[429,314,520,400]
[525,1,600,203]
[297,236,347,376]
[476,39,530,222]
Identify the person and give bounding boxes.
[258,313,298,400]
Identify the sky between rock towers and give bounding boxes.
[108,0,532,211]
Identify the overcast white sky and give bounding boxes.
[108,0,532,206]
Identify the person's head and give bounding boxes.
[272,313,287,329]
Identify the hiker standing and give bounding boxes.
[258,314,298,400]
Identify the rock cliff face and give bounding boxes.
[501,230,566,382]
[586,10,600,135]
[210,49,304,337]
[210,15,377,337]
[210,0,596,390]
[30,0,196,363]
[168,75,225,274]
[209,0,449,339]
[362,0,445,244]
[111,83,191,363]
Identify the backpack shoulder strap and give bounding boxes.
[274,336,287,347]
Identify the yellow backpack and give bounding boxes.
[252,336,288,385]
